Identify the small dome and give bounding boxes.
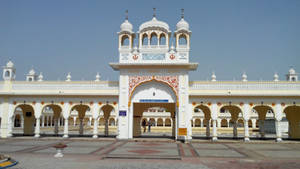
[139,17,170,32]
[120,19,133,32]
[29,68,36,75]
[6,60,14,68]
[289,68,296,74]
[176,18,189,31]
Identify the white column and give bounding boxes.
[50,116,53,126]
[42,115,45,127]
[21,115,24,128]
[244,120,250,141]
[243,103,250,142]
[200,118,204,128]
[34,118,40,138]
[63,118,69,138]
[251,119,256,129]
[93,118,99,138]
[163,118,165,127]
[227,119,230,128]
[274,103,283,142]
[212,120,217,141]
[155,118,157,126]
[73,116,76,126]
[275,120,282,142]
[217,118,221,128]
[211,103,218,141]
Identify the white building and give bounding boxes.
[0,10,300,142]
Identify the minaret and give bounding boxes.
[286,67,298,81]
[2,60,16,81]
[26,68,38,81]
[174,9,191,62]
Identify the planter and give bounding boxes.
[53,143,67,158]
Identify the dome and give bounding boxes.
[6,60,14,68]
[120,19,133,32]
[139,17,170,32]
[29,68,36,75]
[289,68,296,74]
[176,18,189,31]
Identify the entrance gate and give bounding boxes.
[133,102,176,138]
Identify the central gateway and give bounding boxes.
[110,11,198,141]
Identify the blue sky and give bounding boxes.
[0,0,299,81]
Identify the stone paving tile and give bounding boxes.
[192,143,228,149]
[35,146,98,154]
[124,142,177,148]
[66,141,112,147]
[256,150,300,158]
[108,147,179,156]
[195,149,244,158]
[5,140,58,146]
[234,144,289,150]
[0,145,35,152]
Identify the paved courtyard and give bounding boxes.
[1,137,300,169]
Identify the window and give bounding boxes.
[121,35,129,46]
[150,33,158,45]
[159,34,166,45]
[178,34,187,45]
[142,34,148,46]
[5,71,10,77]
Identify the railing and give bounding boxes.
[11,81,119,91]
[189,81,300,91]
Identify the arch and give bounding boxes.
[159,33,166,45]
[70,104,90,135]
[130,79,178,106]
[109,118,115,126]
[99,118,105,126]
[165,118,171,127]
[100,104,114,136]
[157,118,163,126]
[150,32,158,45]
[195,118,201,127]
[142,33,148,46]
[14,114,21,127]
[178,34,187,45]
[237,119,244,128]
[252,105,274,120]
[13,104,35,135]
[121,35,130,46]
[284,105,300,139]
[5,70,10,77]
[220,105,243,137]
[149,118,155,126]
[221,119,228,127]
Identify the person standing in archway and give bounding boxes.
[148,119,151,132]
[142,120,146,133]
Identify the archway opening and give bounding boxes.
[133,103,176,138]
[220,105,243,138]
[41,105,62,136]
[12,104,35,136]
[130,80,177,139]
[70,105,90,136]
[193,105,211,138]
[100,105,115,137]
[253,105,275,139]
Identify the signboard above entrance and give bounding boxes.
[139,99,168,103]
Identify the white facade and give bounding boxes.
[0,10,300,142]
